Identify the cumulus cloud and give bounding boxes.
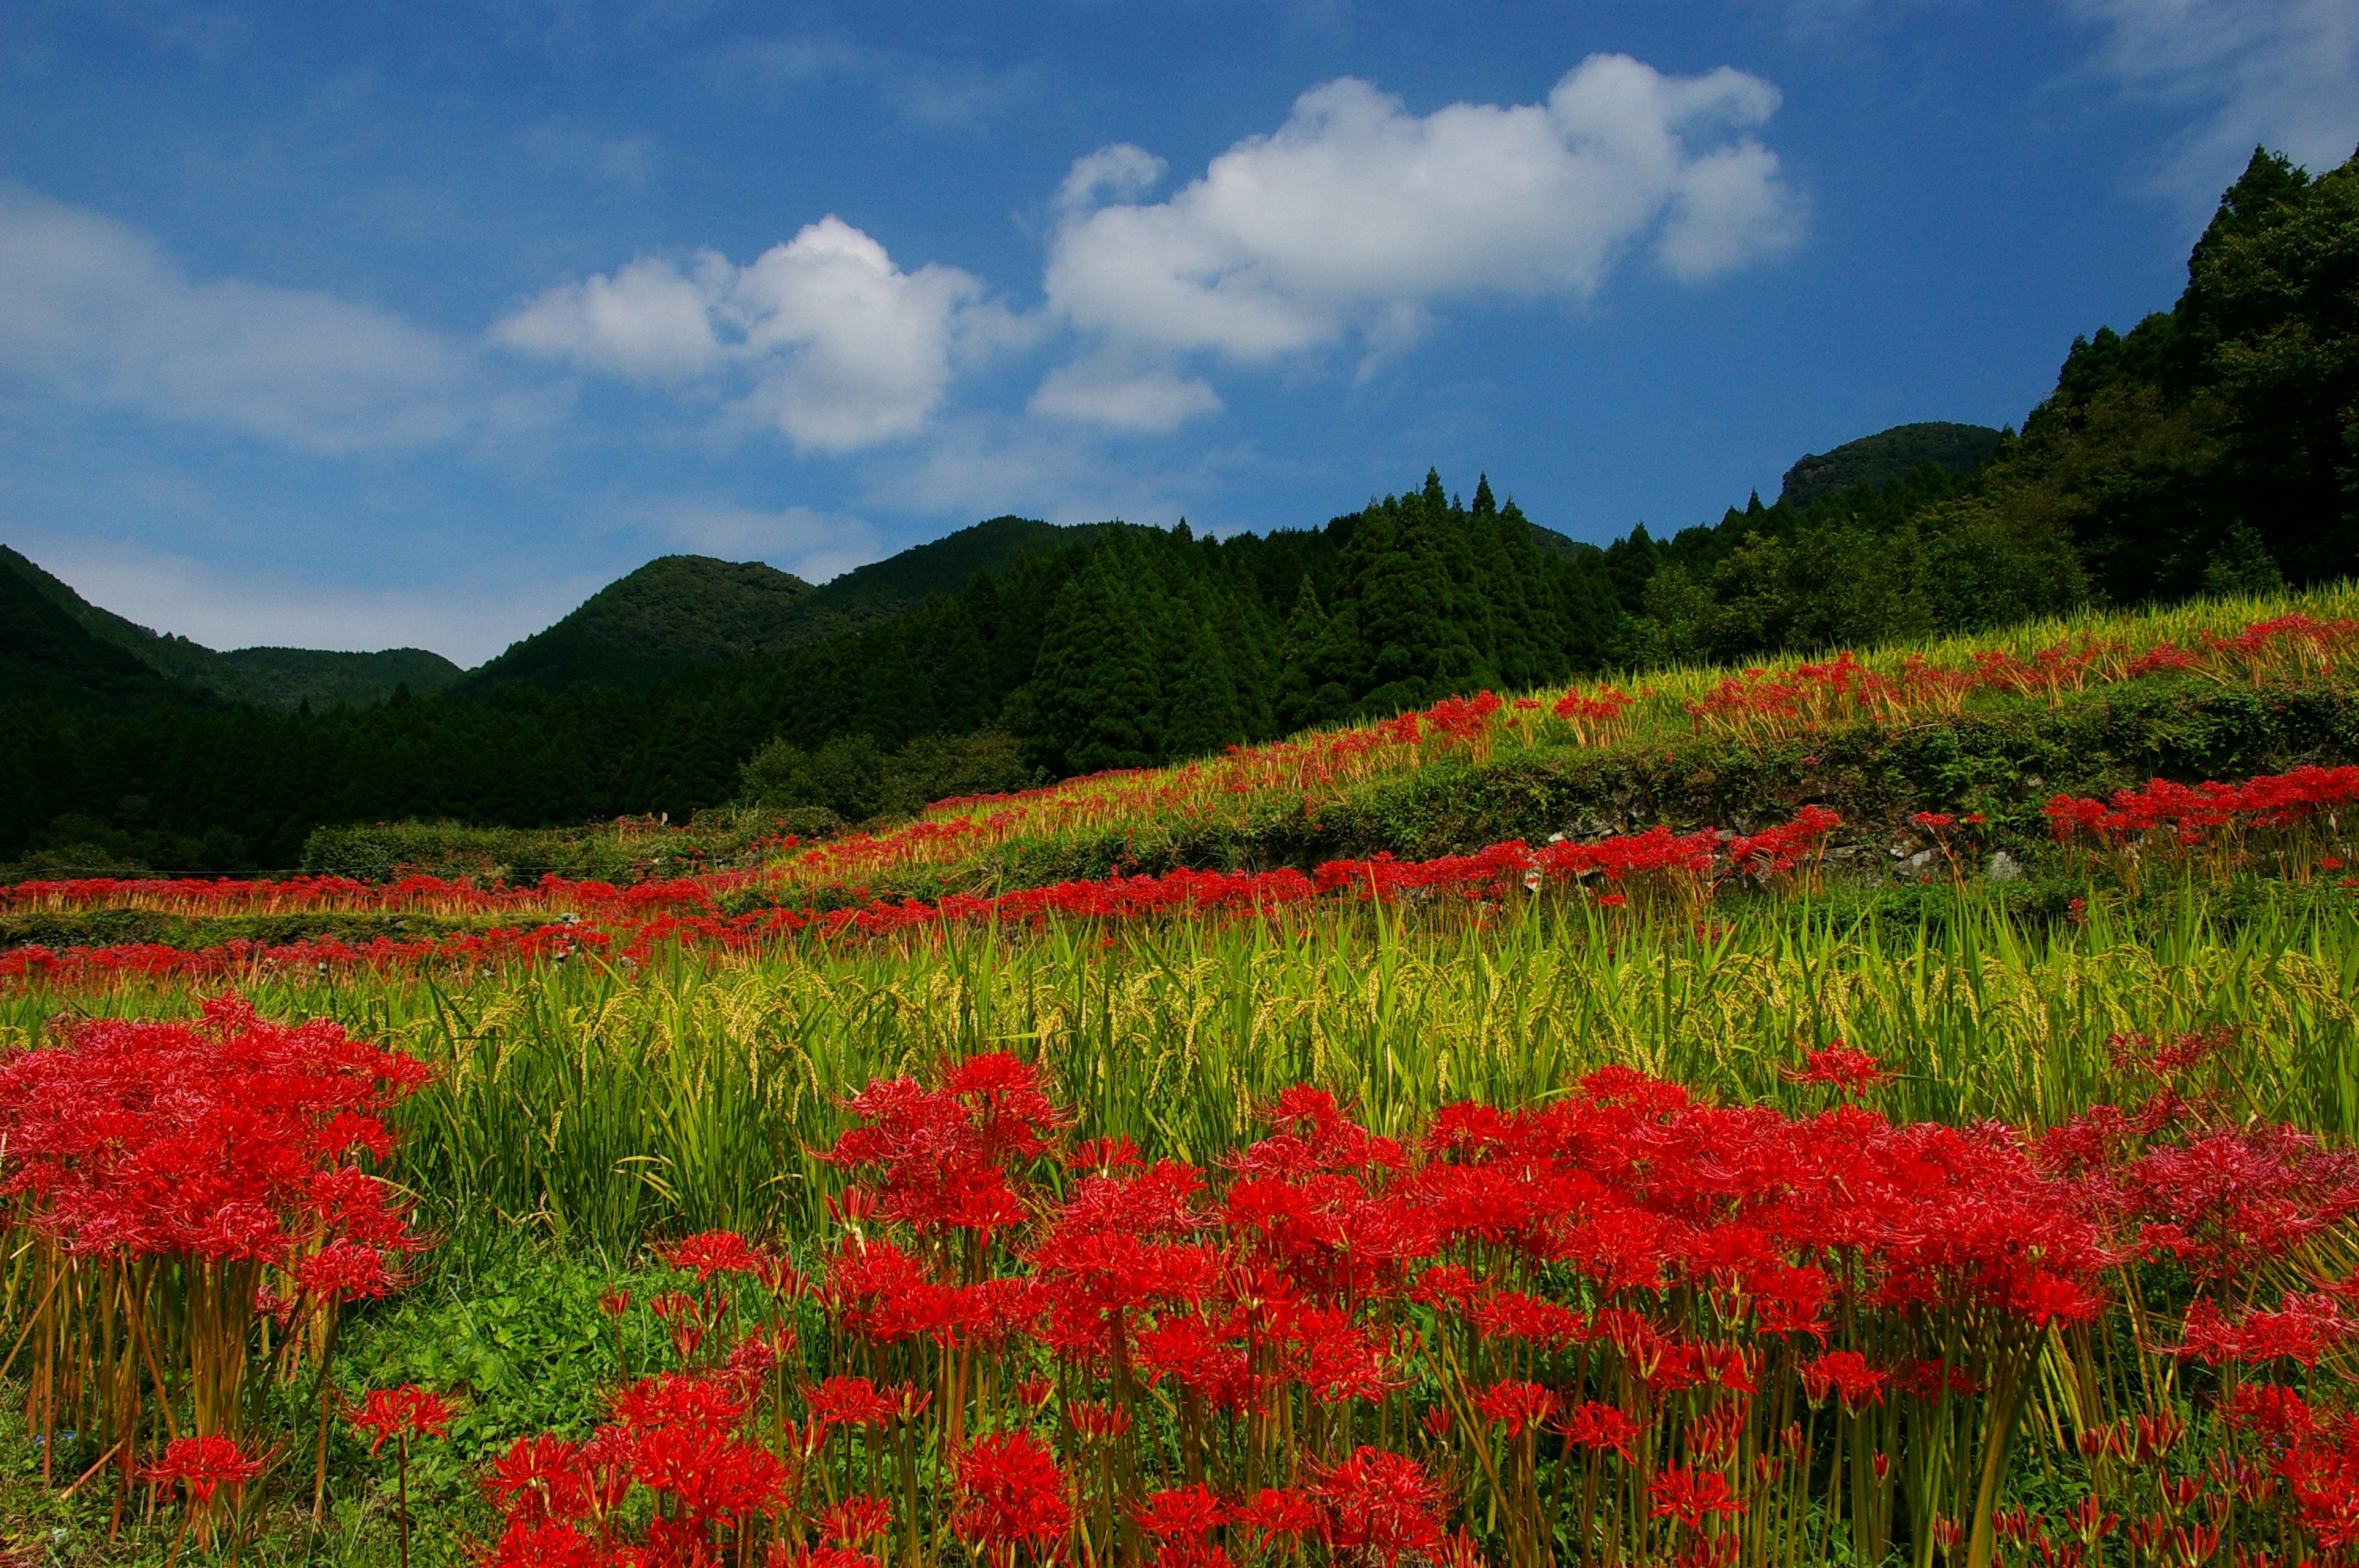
[0,186,475,452]
[2068,0,2359,203]
[1039,54,1803,411]
[495,218,1005,453]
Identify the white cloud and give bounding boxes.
[1028,361,1224,432]
[1041,55,1803,399]
[495,218,1005,453]
[0,186,477,453]
[2069,0,2359,203]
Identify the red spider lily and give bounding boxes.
[1133,1482,1232,1540]
[1472,1379,1558,1437]
[347,1385,454,1456]
[1788,1042,1892,1094]
[1649,1465,1747,1529]
[805,1375,900,1429]
[1798,1351,1887,1408]
[141,1432,264,1507]
[952,1430,1073,1564]
[820,1494,896,1546]
[483,1435,596,1526]
[657,1228,770,1282]
[479,1518,603,1567]
[1557,1395,1632,1462]
[1305,1446,1448,1564]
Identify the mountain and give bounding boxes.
[221,647,463,708]
[801,517,1102,616]
[0,556,207,706]
[450,517,1100,696]
[1,545,464,709]
[1777,423,2003,511]
[451,556,818,695]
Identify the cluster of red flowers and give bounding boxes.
[0,993,427,1269]
[1,868,750,918]
[2043,764,2359,873]
[445,1037,2359,1567]
[0,808,1844,991]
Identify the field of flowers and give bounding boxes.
[6,590,2359,1567]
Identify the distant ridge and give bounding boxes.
[1778,422,2001,512]
[1,545,458,709]
[450,516,1099,696]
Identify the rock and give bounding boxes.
[1985,850,2025,883]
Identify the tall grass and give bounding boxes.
[12,887,2354,1257]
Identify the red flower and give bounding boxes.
[821,1494,896,1547]
[483,1434,593,1526]
[952,1431,1072,1561]
[1788,1042,1892,1095]
[478,1518,601,1567]
[658,1228,769,1282]
[347,1384,454,1455]
[1555,1401,1638,1462]
[1798,1351,1886,1408]
[1648,1465,1746,1529]
[1134,1483,1230,1541]
[1472,1379,1557,1437]
[141,1433,263,1507]
[1305,1446,1446,1564]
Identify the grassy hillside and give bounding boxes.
[740,583,2359,905]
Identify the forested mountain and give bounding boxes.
[1595,144,2358,665]
[0,545,460,709]
[0,472,1615,868]
[450,517,1098,695]
[1777,423,2001,510]
[4,144,2352,874]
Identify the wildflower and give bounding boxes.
[1472,1379,1557,1437]
[1798,1351,1886,1408]
[1788,1042,1891,1094]
[658,1229,769,1281]
[1305,1446,1447,1564]
[348,1385,454,1455]
[1135,1483,1230,1540]
[953,1431,1073,1564]
[821,1496,895,1547]
[141,1433,264,1507]
[1649,1465,1746,1529]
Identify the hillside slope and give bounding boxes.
[450,518,1100,696]
[0,558,205,707]
[1,545,464,709]
[1777,421,2001,509]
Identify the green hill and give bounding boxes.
[802,516,1101,615]
[1,545,468,710]
[1776,422,2002,510]
[450,518,1100,695]
[0,558,206,707]
[450,556,818,695]
[221,647,463,708]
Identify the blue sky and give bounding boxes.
[2,1,2353,664]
